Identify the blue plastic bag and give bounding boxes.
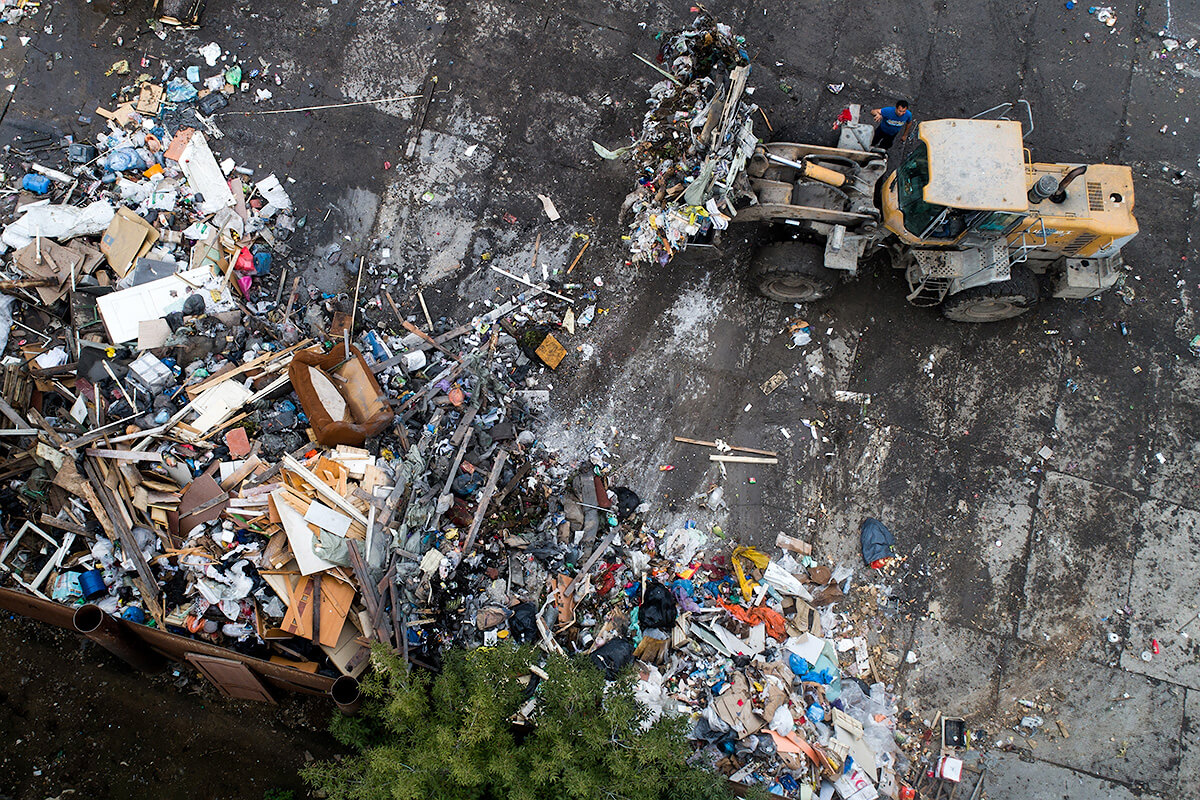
[166,76,198,102]
[104,148,146,172]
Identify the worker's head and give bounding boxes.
[896,99,910,111]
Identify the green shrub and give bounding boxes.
[302,644,737,800]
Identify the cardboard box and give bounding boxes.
[100,207,159,277]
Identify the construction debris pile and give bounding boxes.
[597,15,759,266]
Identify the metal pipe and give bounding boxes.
[1051,165,1088,204]
[329,675,363,714]
[73,604,164,673]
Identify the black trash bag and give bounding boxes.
[612,486,641,521]
[639,580,677,632]
[509,602,538,643]
[860,517,896,566]
[589,638,634,679]
[692,714,738,747]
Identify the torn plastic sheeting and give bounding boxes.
[719,600,787,641]
[1,199,116,251]
[731,545,770,602]
[255,174,292,218]
[762,561,814,601]
[786,634,843,701]
[639,580,677,632]
[0,295,14,354]
[589,637,634,679]
[860,517,896,567]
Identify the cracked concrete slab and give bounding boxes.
[898,618,1001,721]
[1018,471,1138,662]
[1122,499,1200,689]
[1147,362,1200,509]
[998,645,1185,792]
[1050,347,1155,493]
[1182,690,1200,800]
[982,750,1161,800]
[924,453,1036,635]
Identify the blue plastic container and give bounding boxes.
[121,606,146,624]
[78,569,107,599]
[21,173,51,194]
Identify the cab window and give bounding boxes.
[972,211,1024,234]
[896,142,946,237]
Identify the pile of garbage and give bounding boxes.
[596,14,759,266]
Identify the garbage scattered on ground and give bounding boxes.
[0,14,971,800]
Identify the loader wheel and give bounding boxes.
[750,241,838,303]
[941,266,1039,322]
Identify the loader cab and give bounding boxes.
[882,119,1030,247]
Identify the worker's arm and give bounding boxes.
[902,120,914,141]
[871,107,883,122]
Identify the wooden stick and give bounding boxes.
[350,256,366,333]
[281,275,302,322]
[489,265,574,303]
[384,291,462,363]
[0,277,56,289]
[566,239,590,274]
[417,289,433,331]
[59,413,142,450]
[673,436,777,457]
[709,454,778,465]
[461,449,509,554]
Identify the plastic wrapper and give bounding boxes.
[1,200,116,250]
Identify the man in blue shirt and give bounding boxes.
[871,100,913,150]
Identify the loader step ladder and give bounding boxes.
[908,240,1013,306]
[1009,218,1048,265]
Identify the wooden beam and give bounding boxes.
[674,436,778,457]
[460,449,509,554]
[85,448,164,462]
[708,454,778,465]
[281,454,368,526]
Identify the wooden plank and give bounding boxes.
[82,458,164,622]
[674,436,778,457]
[85,448,164,462]
[219,455,263,491]
[563,525,619,598]
[185,339,312,399]
[281,454,369,526]
[0,393,31,429]
[709,454,779,465]
[460,449,509,554]
[185,653,276,703]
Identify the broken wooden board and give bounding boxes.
[280,573,355,647]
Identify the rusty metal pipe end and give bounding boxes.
[330,675,362,714]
